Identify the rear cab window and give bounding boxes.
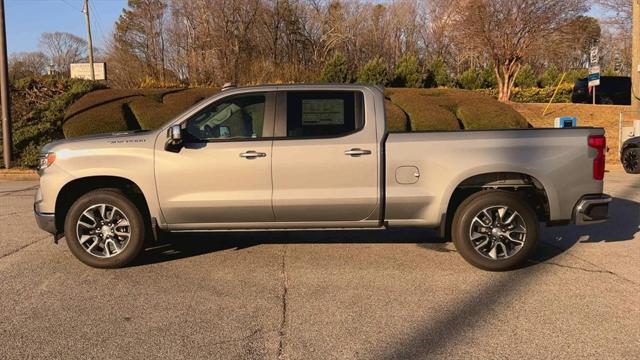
[282,91,364,138]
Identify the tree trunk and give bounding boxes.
[495,62,521,102]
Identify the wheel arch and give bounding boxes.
[55,176,152,232]
[439,171,551,239]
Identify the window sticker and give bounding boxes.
[301,99,344,125]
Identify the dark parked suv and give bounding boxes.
[571,76,631,105]
[621,136,640,174]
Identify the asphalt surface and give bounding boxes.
[0,171,638,359]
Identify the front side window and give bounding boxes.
[286,91,363,138]
[185,93,266,141]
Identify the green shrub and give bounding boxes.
[391,54,423,88]
[320,53,349,83]
[1,78,104,167]
[565,68,588,84]
[477,83,573,103]
[515,65,537,88]
[425,58,452,88]
[458,68,484,90]
[357,57,388,85]
[480,65,497,89]
[539,65,561,88]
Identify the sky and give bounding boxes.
[4,0,608,56]
[5,0,127,55]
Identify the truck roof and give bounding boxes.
[220,83,384,93]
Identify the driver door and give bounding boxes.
[155,92,276,228]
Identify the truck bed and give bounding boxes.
[384,127,605,227]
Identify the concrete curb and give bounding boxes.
[0,169,38,181]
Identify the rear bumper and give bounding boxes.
[34,203,57,235]
[573,194,611,225]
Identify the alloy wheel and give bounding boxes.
[623,149,639,173]
[76,204,131,258]
[468,205,527,260]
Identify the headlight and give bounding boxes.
[38,152,56,170]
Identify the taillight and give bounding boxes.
[588,135,606,180]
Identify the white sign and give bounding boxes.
[588,66,600,87]
[70,63,107,80]
[590,47,599,65]
[301,99,345,125]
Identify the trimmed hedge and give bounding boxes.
[384,99,409,132]
[385,88,460,131]
[63,88,219,136]
[63,86,527,139]
[385,88,527,131]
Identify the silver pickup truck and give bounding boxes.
[34,84,610,270]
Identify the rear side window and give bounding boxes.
[286,91,364,138]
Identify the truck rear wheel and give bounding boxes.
[452,190,538,271]
[64,189,146,268]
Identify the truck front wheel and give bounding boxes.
[64,189,146,268]
[452,190,539,271]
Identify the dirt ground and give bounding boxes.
[512,103,633,164]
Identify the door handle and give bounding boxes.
[344,148,372,156]
[239,151,267,158]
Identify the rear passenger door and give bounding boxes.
[271,90,379,223]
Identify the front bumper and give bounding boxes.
[573,194,611,225]
[34,203,57,235]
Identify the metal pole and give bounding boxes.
[542,72,566,116]
[632,1,640,112]
[0,0,12,169]
[619,112,624,154]
[83,0,95,81]
[593,85,596,105]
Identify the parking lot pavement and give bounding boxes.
[0,171,638,359]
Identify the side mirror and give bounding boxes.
[165,125,183,152]
[217,125,230,137]
[170,125,182,141]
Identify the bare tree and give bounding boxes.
[595,0,632,75]
[595,0,631,30]
[113,0,170,85]
[9,51,49,80]
[39,32,87,76]
[457,0,588,101]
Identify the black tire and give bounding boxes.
[64,189,146,268]
[452,190,539,271]
[622,148,640,174]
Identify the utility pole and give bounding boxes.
[633,0,639,113]
[83,0,95,81]
[0,0,11,168]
